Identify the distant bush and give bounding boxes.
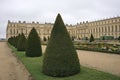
[17,33,26,51]
[90,34,94,42]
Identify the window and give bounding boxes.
[115,25,117,32]
[17,30,18,34]
[111,26,114,32]
[108,26,110,32]
[21,29,23,33]
[14,29,15,34]
[105,27,107,32]
[102,27,104,32]
[10,29,12,34]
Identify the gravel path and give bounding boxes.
[0,42,32,80]
[42,45,120,77]
[77,50,120,76]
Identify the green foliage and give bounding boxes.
[90,34,94,42]
[118,36,120,41]
[42,14,80,77]
[102,36,105,40]
[25,27,42,57]
[15,34,21,48]
[8,36,16,46]
[8,34,21,48]
[17,33,26,51]
[43,36,47,42]
[8,44,120,80]
[100,36,114,40]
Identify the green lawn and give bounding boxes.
[8,44,120,80]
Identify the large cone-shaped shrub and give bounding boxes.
[42,14,80,77]
[17,33,26,51]
[25,27,42,57]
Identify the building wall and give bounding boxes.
[6,17,120,40]
[71,17,120,40]
[6,21,53,41]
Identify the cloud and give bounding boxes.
[0,0,120,38]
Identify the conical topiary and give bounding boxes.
[15,34,21,48]
[90,34,94,42]
[17,33,26,51]
[42,14,80,77]
[25,27,42,57]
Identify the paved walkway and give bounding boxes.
[0,42,32,80]
[42,45,120,76]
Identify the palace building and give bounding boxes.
[6,16,120,41]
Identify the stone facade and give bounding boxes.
[6,21,53,41]
[72,17,120,40]
[6,17,120,41]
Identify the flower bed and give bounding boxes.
[74,42,120,54]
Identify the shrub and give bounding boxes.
[15,34,21,48]
[42,14,80,77]
[25,27,42,57]
[8,36,16,47]
[17,33,26,51]
[43,36,47,42]
[90,34,94,42]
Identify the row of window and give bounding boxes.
[70,25,120,34]
[9,29,51,35]
[78,18,120,26]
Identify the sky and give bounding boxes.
[0,0,120,38]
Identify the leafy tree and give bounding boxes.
[25,27,42,57]
[17,33,26,51]
[42,14,80,77]
[90,34,94,42]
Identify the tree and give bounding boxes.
[15,34,21,48]
[90,34,94,42]
[102,36,105,40]
[17,33,26,51]
[42,14,80,77]
[118,36,120,41]
[25,27,42,57]
[43,36,47,42]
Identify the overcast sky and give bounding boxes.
[0,0,120,38]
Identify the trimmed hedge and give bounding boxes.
[42,14,80,77]
[90,34,94,42]
[25,27,42,57]
[17,33,26,51]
